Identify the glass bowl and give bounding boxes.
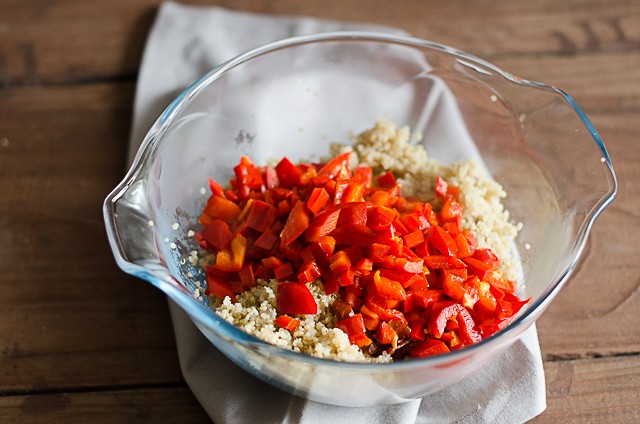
[103,32,617,407]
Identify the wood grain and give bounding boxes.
[0,0,638,421]
[0,387,210,424]
[0,83,183,390]
[0,0,638,85]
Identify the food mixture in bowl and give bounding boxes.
[194,121,529,363]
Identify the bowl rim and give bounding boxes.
[104,31,618,371]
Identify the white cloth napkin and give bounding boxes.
[129,2,547,423]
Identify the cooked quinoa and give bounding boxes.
[210,120,521,363]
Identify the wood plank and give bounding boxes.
[536,110,640,359]
[0,82,184,390]
[533,356,640,423]
[0,0,638,85]
[0,355,636,423]
[0,387,210,424]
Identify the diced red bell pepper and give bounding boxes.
[254,230,278,250]
[404,229,425,248]
[336,314,371,347]
[244,200,278,232]
[412,289,444,309]
[463,257,497,280]
[334,178,366,204]
[353,166,373,188]
[305,208,340,242]
[297,260,322,283]
[428,302,462,339]
[274,262,295,281]
[200,219,234,249]
[205,273,236,302]
[307,187,330,215]
[424,255,466,270]
[330,223,378,246]
[202,195,242,222]
[435,176,448,198]
[377,171,396,188]
[359,304,380,331]
[410,338,450,357]
[337,202,368,226]
[440,197,464,221]
[275,157,302,188]
[317,152,351,179]
[264,166,279,190]
[375,321,399,351]
[281,200,311,245]
[366,243,392,262]
[372,270,407,301]
[276,282,317,315]
[367,206,396,230]
[214,233,246,272]
[274,315,300,331]
[429,225,458,257]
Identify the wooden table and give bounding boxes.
[1,1,638,422]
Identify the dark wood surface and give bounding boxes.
[1,1,638,422]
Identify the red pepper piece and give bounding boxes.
[377,171,396,188]
[441,197,464,221]
[200,219,234,249]
[336,314,371,347]
[372,270,407,301]
[353,166,373,188]
[275,157,303,188]
[412,289,444,309]
[456,307,482,344]
[404,229,425,248]
[353,257,373,276]
[463,257,496,280]
[238,264,256,290]
[261,256,284,269]
[336,268,355,287]
[264,166,279,190]
[205,273,236,302]
[307,187,330,215]
[410,338,450,357]
[305,208,340,242]
[424,255,466,269]
[478,318,509,337]
[429,302,462,339]
[365,298,407,323]
[274,262,295,281]
[276,282,317,315]
[244,200,279,232]
[454,232,473,259]
[429,225,458,257]
[322,271,339,295]
[254,230,278,250]
[359,304,380,331]
[330,223,378,246]
[334,179,366,204]
[366,243,392,263]
[281,200,311,245]
[473,248,499,264]
[443,270,466,302]
[297,260,322,283]
[367,205,396,230]
[337,202,368,226]
[435,176,448,198]
[317,151,351,179]
[208,178,225,198]
[375,321,399,351]
[202,195,242,222]
[214,234,246,272]
[274,315,300,331]
[408,317,427,341]
[329,251,351,275]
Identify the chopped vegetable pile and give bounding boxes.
[196,151,529,359]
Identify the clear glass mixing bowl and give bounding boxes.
[103,32,617,406]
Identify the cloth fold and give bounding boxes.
[129,2,547,423]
